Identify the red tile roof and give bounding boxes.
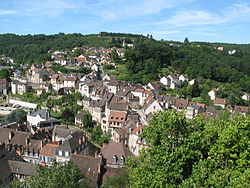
[214,98,227,105]
[40,143,58,157]
[109,111,127,123]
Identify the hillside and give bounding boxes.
[0,32,144,64]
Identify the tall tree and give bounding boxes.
[12,162,90,188]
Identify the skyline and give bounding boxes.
[1,0,250,44]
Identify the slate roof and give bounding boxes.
[56,131,85,152]
[29,110,49,119]
[101,141,134,164]
[10,131,31,146]
[70,155,101,188]
[8,160,36,176]
[108,102,129,111]
[52,126,76,139]
[0,150,23,182]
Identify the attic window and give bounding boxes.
[111,117,113,119]
[121,117,124,120]
[116,116,119,120]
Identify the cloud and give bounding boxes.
[151,30,180,35]
[0,10,16,15]
[158,3,250,27]
[95,0,195,20]
[157,10,225,26]
[17,0,78,16]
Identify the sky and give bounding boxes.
[0,0,250,43]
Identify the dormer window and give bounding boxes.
[120,156,125,163]
[121,117,124,120]
[116,116,119,120]
[112,155,117,163]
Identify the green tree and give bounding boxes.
[82,111,92,128]
[12,161,90,188]
[4,109,27,124]
[127,111,250,187]
[184,37,190,44]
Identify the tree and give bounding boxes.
[184,37,190,44]
[127,110,250,187]
[12,161,90,188]
[81,111,92,128]
[4,109,27,124]
[102,168,130,188]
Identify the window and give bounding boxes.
[65,151,69,157]
[58,150,62,156]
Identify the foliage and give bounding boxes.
[126,110,250,187]
[0,33,144,64]
[3,109,27,124]
[102,168,130,188]
[81,111,93,128]
[89,125,111,146]
[0,68,12,80]
[12,161,90,188]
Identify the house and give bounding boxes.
[75,111,85,126]
[132,88,153,106]
[204,106,220,120]
[22,139,43,164]
[186,105,204,119]
[214,98,227,109]
[55,131,88,163]
[174,98,189,111]
[208,88,218,100]
[39,143,58,166]
[100,141,134,168]
[70,155,103,188]
[217,47,224,51]
[143,96,165,115]
[102,74,116,81]
[147,82,162,93]
[179,74,188,82]
[0,148,36,186]
[91,64,99,72]
[242,94,250,101]
[63,76,77,88]
[233,106,249,116]
[77,55,87,63]
[128,126,147,156]
[27,110,59,128]
[107,80,120,94]
[11,81,30,95]
[52,125,76,142]
[0,78,8,95]
[112,127,129,146]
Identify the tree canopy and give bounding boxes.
[12,161,90,188]
[126,110,250,187]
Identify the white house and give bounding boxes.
[91,64,99,72]
[128,126,147,156]
[208,88,218,101]
[160,76,169,86]
[242,94,250,101]
[27,110,49,127]
[179,74,188,82]
[144,100,164,115]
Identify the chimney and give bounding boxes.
[25,138,30,146]
[102,143,107,149]
[97,162,102,173]
[9,131,13,140]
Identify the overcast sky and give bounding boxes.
[1,0,250,43]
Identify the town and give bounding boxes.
[0,41,249,187]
